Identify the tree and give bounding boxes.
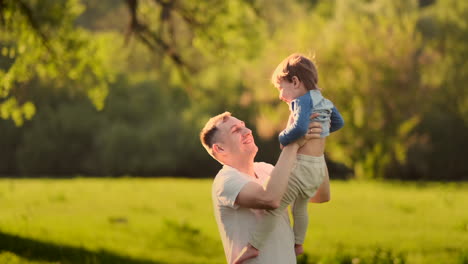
[0,0,112,126]
[0,0,267,125]
[248,0,432,179]
[319,0,427,179]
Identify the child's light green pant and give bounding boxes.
[250,154,327,249]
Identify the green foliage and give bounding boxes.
[421,0,468,122]
[186,0,267,61]
[394,0,468,180]
[16,101,101,175]
[0,0,467,180]
[0,117,22,174]
[8,75,211,176]
[0,98,35,126]
[248,0,467,179]
[304,0,425,179]
[0,0,112,125]
[460,251,468,264]
[91,77,194,176]
[394,110,468,180]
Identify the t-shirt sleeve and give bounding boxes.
[213,171,250,209]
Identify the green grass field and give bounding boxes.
[0,178,467,264]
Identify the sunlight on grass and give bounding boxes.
[0,178,467,264]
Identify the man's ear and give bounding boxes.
[212,144,224,155]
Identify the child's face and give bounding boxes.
[276,79,302,103]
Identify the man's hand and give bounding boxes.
[306,121,323,138]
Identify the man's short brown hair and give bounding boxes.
[200,112,232,159]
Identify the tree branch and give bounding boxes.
[0,0,5,25]
[125,0,191,72]
[15,0,52,52]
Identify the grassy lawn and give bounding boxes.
[0,178,467,264]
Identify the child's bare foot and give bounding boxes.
[294,244,304,256]
[234,244,259,264]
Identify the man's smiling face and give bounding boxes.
[216,116,258,157]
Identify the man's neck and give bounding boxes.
[225,156,255,178]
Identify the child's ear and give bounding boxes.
[292,76,300,88]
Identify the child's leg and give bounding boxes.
[249,184,300,249]
[292,196,310,245]
[236,200,294,264]
[238,161,303,263]
[249,169,304,248]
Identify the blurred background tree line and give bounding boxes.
[0,0,467,180]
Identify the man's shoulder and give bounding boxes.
[254,162,274,170]
[212,165,250,192]
[254,162,274,181]
[212,165,252,209]
[213,165,238,183]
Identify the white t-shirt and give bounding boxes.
[212,162,296,264]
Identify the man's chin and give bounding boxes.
[252,145,259,153]
[247,141,257,148]
[242,145,258,155]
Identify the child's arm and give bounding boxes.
[279,93,313,146]
[330,106,344,132]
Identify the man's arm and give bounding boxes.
[236,121,323,210]
[235,143,299,210]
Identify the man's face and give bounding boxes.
[215,116,258,157]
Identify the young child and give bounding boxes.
[234,53,344,264]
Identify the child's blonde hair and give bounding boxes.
[271,53,319,91]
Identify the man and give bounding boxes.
[200,112,329,264]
